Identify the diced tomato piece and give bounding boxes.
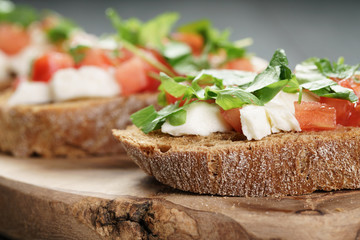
[0,24,30,55]
[114,56,148,96]
[319,97,353,126]
[165,92,189,106]
[347,104,360,127]
[76,48,113,69]
[141,48,177,92]
[165,92,180,104]
[339,76,360,97]
[115,48,176,95]
[220,108,242,132]
[115,48,134,64]
[222,58,254,72]
[294,102,336,131]
[171,32,204,56]
[32,52,74,82]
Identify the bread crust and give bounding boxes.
[0,90,157,157]
[113,126,360,197]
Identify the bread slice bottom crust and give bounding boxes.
[0,91,157,158]
[113,126,360,197]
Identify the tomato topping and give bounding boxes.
[114,57,148,96]
[338,76,360,97]
[220,108,242,132]
[114,47,177,95]
[115,48,134,64]
[294,102,336,131]
[32,52,75,82]
[165,92,180,105]
[222,58,254,72]
[171,32,204,56]
[165,92,191,106]
[319,97,353,126]
[140,48,177,92]
[76,48,113,69]
[348,104,360,127]
[0,24,30,55]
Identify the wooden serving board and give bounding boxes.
[1,154,360,240]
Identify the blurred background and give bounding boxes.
[12,0,360,68]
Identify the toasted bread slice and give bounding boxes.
[0,90,157,157]
[113,125,360,197]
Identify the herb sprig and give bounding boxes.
[132,49,292,133]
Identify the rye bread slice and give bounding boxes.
[113,125,360,197]
[0,90,157,157]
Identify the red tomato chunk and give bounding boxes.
[319,97,353,126]
[0,24,30,55]
[220,108,242,133]
[294,102,336,131]
[32,52,74,82]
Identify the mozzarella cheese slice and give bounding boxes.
[50,66,121,102]
[240,105,271,140]
[161,102,232,136]
[7,81,51,106]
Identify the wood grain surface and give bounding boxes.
[1,154,360,240]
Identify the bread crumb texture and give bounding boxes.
[0,90,157,157]
[113,126,360,197]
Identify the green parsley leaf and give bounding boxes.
[130,103,187,133]
[210,87,262,110]
[139,12,179,49]
[160,73,190,98]
[167,108,187,126]
[194,69,256,87]
[107,8,178,50]
[300,79,358,102]
[283,75,300,93]
[253,79,289,103]
[245,49,291,93]
[315,58,360,79]
[68,45,89,64]
[46,18,77,43]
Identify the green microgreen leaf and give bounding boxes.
[130,103,187,133]
[46,17,77,43]
[68,45,89,64]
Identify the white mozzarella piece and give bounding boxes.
[50,66,120,102]
[7,81,51,106]
[264,102,301,133]
[269,91,318,113]
[161,102,231,136]
[240,105,271,140]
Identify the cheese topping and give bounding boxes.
[7,81,51,106]
[7,66,121,106]
[240,105,271,140]
[161,101,232,136]
[51,66,120,102]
